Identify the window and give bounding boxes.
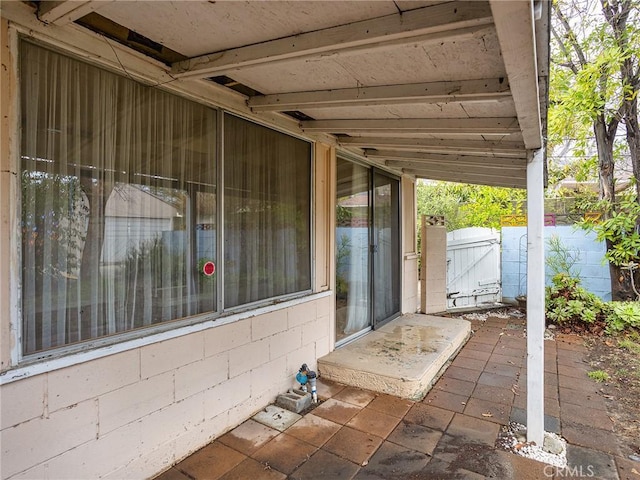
[19,43,313,357]
[224,114,312,308]
[20,42,217,355]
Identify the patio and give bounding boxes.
[155,313,633,480]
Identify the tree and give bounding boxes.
[416,181,525,231]
[550,0,640,299]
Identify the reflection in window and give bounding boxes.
[224,115,311,308]
[20,42,217,355]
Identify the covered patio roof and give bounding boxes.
[32,0,549,188]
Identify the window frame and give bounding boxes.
[221,112,314,310]
[14,38,315,364]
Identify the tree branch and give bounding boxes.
[552,2,588,68]
[550,23,579,74]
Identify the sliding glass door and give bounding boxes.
[336,159,371,344]
[373,171,401,327]
[335,158,400,345]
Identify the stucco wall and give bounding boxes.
[502,225,611,302]
[0,295,332,479]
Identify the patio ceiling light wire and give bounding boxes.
[102,35,180,89]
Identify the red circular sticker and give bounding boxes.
[202,261,216,277]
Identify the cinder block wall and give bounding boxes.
[0,295,332,479]
[501,225,611,302]
[421,224,447,314]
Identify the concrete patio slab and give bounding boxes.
[318,314,471,400]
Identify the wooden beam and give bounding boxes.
[384,158,526,171]
[490,0,542,149]
[37,1,112,25]
[301,118,520,135]
[248,78,510,112]
[400,162,525,179]
[339,137,525,157]
[404,168,526,188]
[366,150,526,167]
[172,2,493,78]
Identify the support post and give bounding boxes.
[526,148,545,444]
[420,215,447,314]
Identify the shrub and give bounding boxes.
[604,302,640,334]
[545,272,640,335]
[545,273,605,325]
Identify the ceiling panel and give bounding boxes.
[97,1,398,57]
[229,30,505,95]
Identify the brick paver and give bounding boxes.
[323,426,384,465]
[352,441,429,479]
[346,406,401,438]
[386,420,443,455]
[156,314,632,480]
[251,433,317,475]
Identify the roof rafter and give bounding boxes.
[171,2,494,78]
[378,152,526,168]
[340,137,525,157]
[301,118,520,135]
[398,162,525,178]
[248,78,510,112]
[386,159,525,172]
[37,0,113,25]
[404,169,526,188]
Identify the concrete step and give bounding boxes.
[318,314,471,400]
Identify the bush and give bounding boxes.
[545,272,640,335]
[545,273,605,325]
[604,302,640,334]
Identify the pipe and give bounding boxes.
[308,370,317,403]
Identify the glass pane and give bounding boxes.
[195,191,217,312]
[373,172,401,324]
[20,42,217,355]
[223,114,311,308]
[336,159,371,343]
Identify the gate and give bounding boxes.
[446,227,501,309]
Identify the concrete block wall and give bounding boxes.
[421,224,447,314]
[502,226,611,302]
[402,177,419,314]
[0,295,332,480]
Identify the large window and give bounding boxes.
[19,42,311,357]
[224,115,312,307]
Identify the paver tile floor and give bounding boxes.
[156,314,634,479]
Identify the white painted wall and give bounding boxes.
[420,223,447,314]
[0,295,332,479]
